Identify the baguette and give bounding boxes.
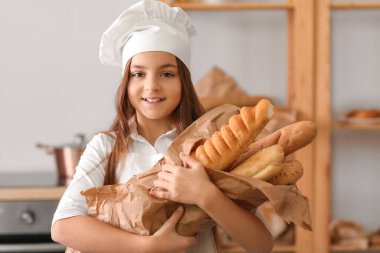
[230,144,284,177]
[228,121,317,170]
[269,160,303,185]
[192,99,274,171]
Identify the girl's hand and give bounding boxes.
[150,206,197,253]
[150,152,217,205]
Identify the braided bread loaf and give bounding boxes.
[191,99,274,171]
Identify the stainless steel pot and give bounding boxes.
[36,134,86,186]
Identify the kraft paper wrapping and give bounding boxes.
[66,104,312,253]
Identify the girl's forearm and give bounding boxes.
[51,216,152,253]
[198,185,274,253]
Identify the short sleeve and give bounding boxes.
[51,133,115,226]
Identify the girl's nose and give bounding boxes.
[144,76,161,91]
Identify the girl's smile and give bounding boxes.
[141,97,166,103]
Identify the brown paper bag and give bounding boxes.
[66,104,312,252]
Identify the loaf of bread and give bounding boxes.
[230,154,303,185]
[192,99,274,171]
[346,109,380,119]
[253,164,283,182]
[329,220,367,243]
[228,121,317,170]
[230,144,284,177]
[230,145,303,184]
[268,160,303,185]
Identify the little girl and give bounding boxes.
[51,1,273,252]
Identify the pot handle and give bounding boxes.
[36,143,55,154]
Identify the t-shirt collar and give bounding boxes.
[128,115,178,142]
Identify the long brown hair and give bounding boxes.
[103,57,205,185]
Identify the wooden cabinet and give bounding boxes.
[315,1,380,253]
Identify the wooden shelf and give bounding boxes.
[316,0,380,253]
[170,2,294,11]
[219,244,295,253]
[0,187,65,201]
[333,122,380,130]
[331,2,380,10]
[331,244,380,251]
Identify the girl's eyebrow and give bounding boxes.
[130,63,178,69]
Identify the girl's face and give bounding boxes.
[128,51,181,124]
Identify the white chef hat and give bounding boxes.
[99,0,196,73]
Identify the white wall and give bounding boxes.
[0,0,380,232]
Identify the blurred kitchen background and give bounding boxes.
[1,0,380,252]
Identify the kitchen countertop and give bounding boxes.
[0,171,65,201]
[0,186,66,201]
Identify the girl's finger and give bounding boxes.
[179,152,202,169]
[157,170,174,183]
[167,206,184,228]
[150,188,170,200]
[162,163,181,173]
[153,178,171,190]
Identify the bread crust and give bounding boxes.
[253,164,283,181]
[228,121,317,170]
[230,144,284,177]
[346,109,380,119]
[269,160,303,185]
[192,99,273,171]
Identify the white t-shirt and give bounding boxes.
[52,125,217,253]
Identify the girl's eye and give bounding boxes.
[132,72,144,78]
[162,72,174,78]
